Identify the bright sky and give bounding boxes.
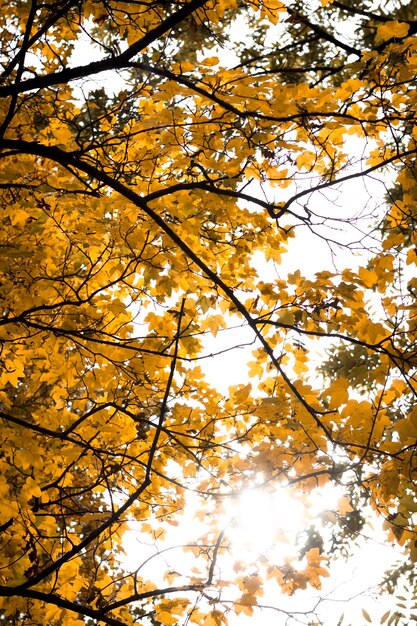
[123,479,403,625]
[194,172,405,625]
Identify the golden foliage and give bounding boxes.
[1,0,417,624]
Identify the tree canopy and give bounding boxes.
[2,0,417,624]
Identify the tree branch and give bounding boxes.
[286,7,362,57]
[0,0,210,98]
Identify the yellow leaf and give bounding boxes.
[44,606,62,622]
[180,61,195,73]
[235,593,257,615]
[247,359,264,378]
[0,476,9,499]
[325,378,349,409]
[337,496,354,516]
[231,383,252,405]
[243,574,263,595]
[202,57,219,66]
[358,267,378,288]
[21,477,42,500]
[0,361,24,387]
[94,573,113,590]
[377,21,410,41]
[407,248,417,265]
[204,610,225,626]
[11,209,30,226]
[296,151,316,170]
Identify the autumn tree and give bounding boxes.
[2,0,417,624]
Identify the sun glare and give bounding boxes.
[228,486,307,560]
